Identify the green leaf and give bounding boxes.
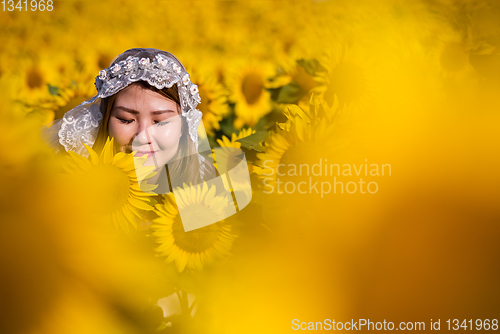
[236,131,268,152]
[48,84,60,96]
[241,149,260,164]
[276,82,304,104]
[148,197,158,207]
[267,87,282,101]
[219,111,237,137]
[236,131,268,146]
[208,135,219,148]
[248,144,265,152]
[297,58,326,76]
[258,107,288,129]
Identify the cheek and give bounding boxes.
[109,122,134,150]
[154,121,183,150]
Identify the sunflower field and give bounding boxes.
[1,0,500,333]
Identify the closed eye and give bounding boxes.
[155,120,171,127]
[117,117,134,124]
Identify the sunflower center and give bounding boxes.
[241,73,263,105]
[278,141,336,184]
[26,68,44,89]
[326,63,367,105]
[280,141,324,167]
[172,205,221,253]
[86,165,131,215]
[440,42,468,72]
[280,142,315,178]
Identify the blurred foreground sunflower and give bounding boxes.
[152,183,237,272]
[426,25,482,86]
[311,46,377,109]
[63,138,157,232]
[255,96,347,187]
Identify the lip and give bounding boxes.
[134,150,158,157]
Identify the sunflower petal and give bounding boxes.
[83,144,100,165]
[128,197,153,211]
[112,151,127,165]
[176,251,188,272]
[100,137,114,161]
[121,205,138,229]
[204,186,217,206]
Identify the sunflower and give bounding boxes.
[26,80,95,126]
[63,137,157,232]
[16,58,51,101]
[311,46,378,109]
[423,24,481,88]
[152,182,237,272]
[188,67,230,137]
[253,97,356,228]
[255,96,347,187]
[226,62,275,129]
[15,51,77,102]
[76,40,121,76]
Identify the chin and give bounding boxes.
[153,152,176,168]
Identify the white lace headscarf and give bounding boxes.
[42,48,203,158]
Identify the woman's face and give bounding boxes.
[108,84,183,167]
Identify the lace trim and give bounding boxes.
[58,102,102,157]
[88,54,202,150]
[57,52,203,163]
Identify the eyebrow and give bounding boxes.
[114,106,177,115]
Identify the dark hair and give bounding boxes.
[93,50,203,189]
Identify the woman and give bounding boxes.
[41,48,247,324]
[44,48,214,194]
[43,47,248,231]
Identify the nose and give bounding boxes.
[134,120,154,145]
